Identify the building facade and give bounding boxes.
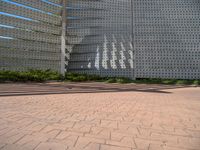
[0,0,200,79]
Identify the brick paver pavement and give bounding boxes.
[0,83,199,150]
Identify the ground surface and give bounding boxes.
[0,82,200,150]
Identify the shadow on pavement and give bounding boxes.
[0,82,193,97]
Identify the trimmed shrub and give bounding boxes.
[1,70,199,85]
[65,72,103,82]
[106,78,116,83]
[0,69,62,82]
[116,77,132,84]
[193,80,199,85]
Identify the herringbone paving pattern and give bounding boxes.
[0,83,199,150]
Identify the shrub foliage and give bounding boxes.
[0,70,199,85]
[0,69,62,82]
[65,72,199,85]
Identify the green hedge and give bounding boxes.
[134,78,200,85]
[0,69,63,82]
[0,70,199,85]
[65,72,199,85]
[65,72,104,82]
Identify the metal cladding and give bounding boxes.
[0,0,200,79]
[0,0,62,72]
[67,0,200,79]
[133,0,200,79]
[66,0,133,78]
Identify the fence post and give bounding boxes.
[61,0,66,76]
[131,0,136,80]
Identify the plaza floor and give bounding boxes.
[0,82,200,150]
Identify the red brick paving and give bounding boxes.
[0,83,199,150]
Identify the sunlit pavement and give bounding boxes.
[0,83,200,150]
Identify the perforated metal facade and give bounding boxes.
[133,0,200,79]
[0,0,63,72]
[67,0,200,79]
[0,0,200,79]
[66,0,134,78]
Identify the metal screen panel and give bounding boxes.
[133,0,200,79]
[0,0,63,73]
[1,0,199,79]
[11,0,62,14]
[0,15,61,35]
[0,1,61,25]
[0,57,60,72]
[0,38,61,53]
[0,27,60,44]
[48,0,61,5]
[66,0,134,78]
[0,47,60,61]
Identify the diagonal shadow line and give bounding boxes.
[0,82,195,97]
[0,88,172,97]
[23,83,191,94]
[11,82,190,90]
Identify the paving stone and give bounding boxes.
[0,133,25,144]
[106,137,136,148]
[69,122,92,133]
[100,144,131,150]
[35,142,67,150]
[0,83,200,150]
[56,131,83,140]
[85,127,111,140]
[0,143,6,149]
[21,140,41,150]
[150,132,178,146]
[177,136,200,150]
[0,144,29,150]
[149,144,187,150]
[15,134,48,145]
[74,136,105,148]
[83,143,100,150]
[100,120,118,129]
